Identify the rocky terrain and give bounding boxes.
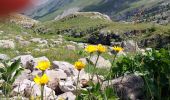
[0,2,170,98]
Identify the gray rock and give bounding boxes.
[13,55,34,69]
[0,40,15,49]
[102,75,144,100]
[122,40,140,52]
[19,41,31,46]
[15,36,24,41]
[14,69,32,85]
[80,55,111,68]
[30,38,48,44]
[0,54,9,60]
[59,77,76,92]
[52,61,78,76]
[45,70,67,91]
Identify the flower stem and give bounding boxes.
[108,53,117,88]
[91,53,100,81]
[41,85,44,100]
[41,70,45,100]
[76,71,80,97]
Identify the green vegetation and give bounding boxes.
[113,49,170,99]
[0,59,23,96]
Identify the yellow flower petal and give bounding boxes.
[34,74,49,85]
[97,44,107,53]
[34,75,41,85]
[36,61,51,71]
[112,46,124,53]
[85,45,97,53]
[74,61,85,71]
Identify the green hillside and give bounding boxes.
[29,0,169,21]
[34,12,170,48]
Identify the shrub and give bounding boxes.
[113,49,170,100]
[0,59,23,96]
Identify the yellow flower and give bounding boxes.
[112,46,124,53]
[74,61,85,71]
[36,61,51,71]
[85,45,97,53]
[34,74,49,85]
[97,44,107,53]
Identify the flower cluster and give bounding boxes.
[34,74,49,85]
[85,44,107,54]
[33,60,51,100]
[34,61,50,85]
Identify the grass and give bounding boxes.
[0,14,170,63]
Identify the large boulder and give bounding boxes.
[0,40,15,49]
[52,61,78,76]
[102,75,144,100]
[122,40,140,52]
[80,55,111,68]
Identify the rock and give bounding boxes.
[14,69,32,85]
[15,36,24,41]
[122,40,140,52]
[52,61,78,76]
[13,55,34,70]
[0,54,9,60]
[102,75,144,100]
[59,77,76,92]
[30,38,48,44]
[0,40,15,49]
[19,41,31,46]
[66,45,76,50]
[80,55,111,68]
[45,70,67,92]
[53,40,63,45]
[12,79,56,99]
[57,92,76,100]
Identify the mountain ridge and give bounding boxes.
[25,0,170,22]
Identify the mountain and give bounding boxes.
[25,0,170,22]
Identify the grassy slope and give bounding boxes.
[0,13,170,62]
[41,14,170,36]
[0,22,86,63]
